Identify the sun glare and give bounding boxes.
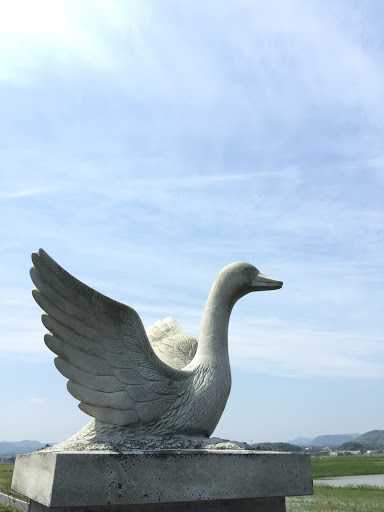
[0,0,75,41]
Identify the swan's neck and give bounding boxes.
[196,273,248,365]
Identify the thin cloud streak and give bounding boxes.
[0,187,57,199]
[229,316,384,380]
[28,397,45,405]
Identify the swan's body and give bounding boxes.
[31,250,282,437]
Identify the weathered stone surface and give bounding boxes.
[39,419,262,453]
[28,496,286,512]
[12,450,312,508]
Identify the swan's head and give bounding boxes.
[218,262,283,297]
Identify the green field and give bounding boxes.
[0,464,14,496]
[0,505,17,512]
[287,485,384,512]
[312,456,384,478]
[0,464,27,502]
[287,456,384,511]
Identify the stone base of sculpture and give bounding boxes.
[28,497,286,511]
[12,449,312,512]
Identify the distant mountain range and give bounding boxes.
[289,433,360,447]
[355,430,384,449]
[311,433,360,447]
[288,437,314,446]
[0,440,47,457]
[289,430,384,449]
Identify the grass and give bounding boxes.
[0,505,17,512]
[0,464,14,495]
[0,464,28,502]
[287,484,384,512]
[312,456,384,478]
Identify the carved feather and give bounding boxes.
[147,317,198,369]
[31,249,193,427]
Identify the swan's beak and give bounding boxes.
[252,273,283,291]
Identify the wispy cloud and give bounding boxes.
[229,317,384,380]
[28,397,45,405]
[0,187,57,199]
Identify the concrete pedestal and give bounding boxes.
[12,450,313,512]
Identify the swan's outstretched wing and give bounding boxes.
[147,317,197,369]
[30,249,193,427]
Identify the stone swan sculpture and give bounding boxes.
[31,249,283,439]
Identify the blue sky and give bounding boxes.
[1,0,383,444]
